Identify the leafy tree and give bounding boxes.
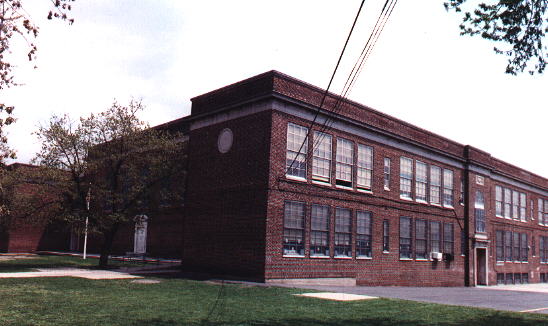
[32,100,185,267]
[0,0,74,160]
[446,0,547,75]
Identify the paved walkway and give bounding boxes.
[0,268,142,280]
[273,283,548,314]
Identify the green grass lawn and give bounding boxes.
[0,255,144,272]
[0,275,546,326]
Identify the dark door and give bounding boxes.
[476,248,487,285]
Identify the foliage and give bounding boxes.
[446,0,547,75]
[30,99,186,266]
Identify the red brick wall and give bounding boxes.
[182,109,273,278]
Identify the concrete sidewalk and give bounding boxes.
[273,283,548,314]
[0,268,142,280]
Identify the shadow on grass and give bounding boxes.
[129,313,547,326]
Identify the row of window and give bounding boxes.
[399,157,454,207]
[286,123,457,206]
[495,231,529,262]
[541,236,548,263]
[541,273,548,283]
[496,273,529,285]
[283,201,377,258]
[399,216,454,259]
[495,186,528,221]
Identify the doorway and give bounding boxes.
[476,248,487,285]
[133,215,148,254]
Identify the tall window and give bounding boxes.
[442,169,454,207]
[495,186,503,217]
[415,161,427,202]
[430,221,441,253]
[504,231,512,261]
[496,230,504,261]
[520,233,528,262]
[539,199,545,225]
[399,217,412,259]
[399,157,413,199]
[530,199,534,220]
[383,158,391,190]
[357,144,373,190]
[541,236,548,263]
[415,219,428,259]
[336,138,353,187]
[312,132,332,183]
[512,191,519,219]
[283,201,305,256]
[430,166,441,205]
[513,232,520,261]
[475,191,486,233]
[459,179,464,205]
[286,123,308,179]
[504,188,512,218]
[310,204,330,257]
[519,193,526,222]
[334,208,352,257]
[443,223,454,254]
[383,220,390,252]
[356,211,372,258]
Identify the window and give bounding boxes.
[497,273,505,285]
[312,132,332,183]
[357,144,373,190]
[505,273,514,285]
[356,211,372,258]
[512,190,519,219]
[286,123,308,179]
[496,230,504,262]
[522,273,529,284]
[514,273,522,284]
[504,188,512,218]
[520,233,528,262]
[334,208,352,257]
[283,201,305,256]
[310,204,330,257]
[519,193,526,221]
[430,221,441,253]
[415,219,428,259]
[415,161,427,202]
[532,235,536,256]
[513,232,520,261]
[460,230,466,255]
[443,223,454,254]
[383,158,391,190]
[399,157,413,199]
[459,179,464,205]
[430,166,441,205]
[504,231,512,261]
[442,169,454,207]
[539,199,544,225]
[336,138,353,187]
[495,186,503,217]
[475,191,486,233]
[383,220,390,252]
[530,199,534,220]
[399,217,412,259]
[541,236,548,263]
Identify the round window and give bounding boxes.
[217,128,233,153]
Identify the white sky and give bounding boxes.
[3,0,547,178]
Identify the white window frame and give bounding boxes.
[442,169,454,208]
[415,161,427,203]
[285,123,308,180]
[430,166,441,205]
[383,158,391,190]
[312,131,332,183]
[495,186,503,217]
[519,192,526,222]
[399,157,413,200]
[335,138,354,188]
[357,144,373,191]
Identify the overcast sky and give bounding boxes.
[3,0,547,178]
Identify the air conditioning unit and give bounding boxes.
[430,252,443,260]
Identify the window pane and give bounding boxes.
[283,201,305,256]
[286,123,308,178]
[312,132,332,182]
[334,208,352,257]
[400,157,413,199]
[415,161,427,202]
[336,138,353,186]
[384,158,391,189]
[443,169,453,206]
[415,219,427,259]
[357,144,373,189]
[400,217,412,259]
[356,211,372,258]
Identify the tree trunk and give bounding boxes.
[98,223,119,268]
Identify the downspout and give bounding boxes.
[463,148,471,287]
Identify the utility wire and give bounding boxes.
[285,0,366,175]
[311,0,399,153]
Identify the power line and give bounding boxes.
[285,0,366,175]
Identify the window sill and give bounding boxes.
[415,258,429,262]
[311,180,332,187]
[285,175,307,182]
[399,258,413,261]
[430,203,442,207]
[334,256,352,259]
[357,188,373,194]
[495,214,503,218]
[443,205,454,209]
[283,254,305,259]
[356,256,372,260]
[384,187,390,191]
[310,255,330,259]
[416,199,428,205]
[400,196,413,202]
[335,185,354,191]
[383,251,390,254]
